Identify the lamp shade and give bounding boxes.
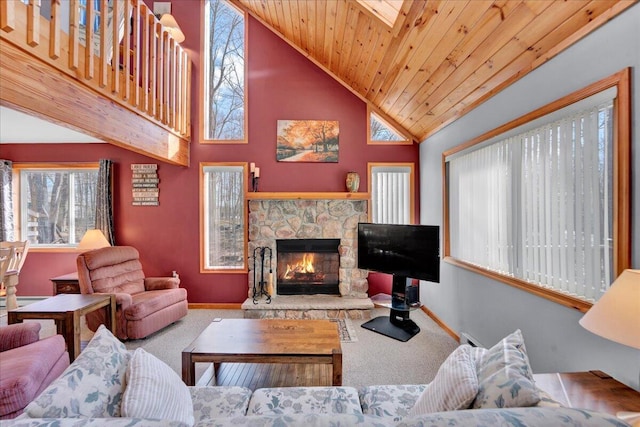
[77,229,111,251]
[579,269,640,349]
[160,13,185,43]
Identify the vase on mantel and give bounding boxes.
[346,172,360,192]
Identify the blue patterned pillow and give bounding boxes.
[24,325,130,418]
[472,329,540,409]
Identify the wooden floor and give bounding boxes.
[197,362,333,389]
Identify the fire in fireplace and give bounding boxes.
[276,239,340,295]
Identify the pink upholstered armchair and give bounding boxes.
[0,322,69,419]
[76,246,188,340]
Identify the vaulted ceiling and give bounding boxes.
[231,0,634,143]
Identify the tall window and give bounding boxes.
[369,163,414,224]
[14,164,99,247]
[201,163,247,272]
[203,0,246,142]
[444,70,631,307]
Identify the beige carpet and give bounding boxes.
[1,307,459,388]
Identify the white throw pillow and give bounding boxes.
[122,348,194,426]
[409,344,478,415]
[472,329,540,409]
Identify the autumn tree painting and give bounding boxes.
[276,120,339,162]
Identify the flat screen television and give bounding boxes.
[358,223,440,341]
[357,222,440,284]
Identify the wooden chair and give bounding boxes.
[0,247,13,299]
[0,241,29,310]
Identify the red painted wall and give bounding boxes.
[2,6,419,303]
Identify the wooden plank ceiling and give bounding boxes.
[231,0,635,143]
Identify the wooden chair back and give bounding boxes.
[0,247,14,296]
[0,241,29,274]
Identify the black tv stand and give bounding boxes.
[362,276,421,342]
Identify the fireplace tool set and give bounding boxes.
[252,246,272,304]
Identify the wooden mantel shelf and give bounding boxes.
[246,192,370,200]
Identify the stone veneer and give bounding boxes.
[243,198,373,319]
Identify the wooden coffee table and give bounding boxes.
[181,318,342,387]
[8,293,116,362]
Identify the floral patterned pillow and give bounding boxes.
[472,329,540,409]
[24,325,130,418]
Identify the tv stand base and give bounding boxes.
[361,311,420,342]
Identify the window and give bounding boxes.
[369,163,415,224]
[202,0,246,142]
[14,164,99,248]
[444,70,631,309]
[368,107,411,145]
[200,163,247,272]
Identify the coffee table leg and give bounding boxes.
[182,351,195,386]
[332,348,342,386]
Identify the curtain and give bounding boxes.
[0,160,14,241]
[371,166,411,225]
[95,159,115,245]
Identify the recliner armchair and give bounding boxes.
[76,246,188,340]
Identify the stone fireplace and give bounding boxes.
[242,196,373,319]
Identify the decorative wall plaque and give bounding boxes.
[131,163,159,206]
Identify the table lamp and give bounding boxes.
[579,269,640,425]
[77,229,111,251]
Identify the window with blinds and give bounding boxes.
[369,164,414,225]
[445,74,631,305]
[201,164,246,271]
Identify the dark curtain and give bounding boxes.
[96,159,115,245]
[0,160,14,241]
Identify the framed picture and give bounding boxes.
[276,120,339,162]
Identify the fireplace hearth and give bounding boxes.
[276,239,340,295]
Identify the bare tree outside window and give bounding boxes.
[20,169,98,246]
[204,0,245,141]
[370,112,406,142]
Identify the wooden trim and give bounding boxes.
[246,192,370,200]
[200,162,249,274]
[420,305,459,343]
[188,303,243,310]
[441,68,631,310]
[444,257,593,313]
[12,162,100,170]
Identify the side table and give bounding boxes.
[8,294,116,362]
[533,371,640,421]
[51,272,80,294]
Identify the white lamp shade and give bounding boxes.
[579,269,640,349]
[77,229,111,251]
[160,13,185,43]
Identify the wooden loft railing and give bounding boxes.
[0,0,191,166]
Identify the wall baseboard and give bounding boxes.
[420,305,459,343]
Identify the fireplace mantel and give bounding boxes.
[246,192,369,200]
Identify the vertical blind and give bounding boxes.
[371,166,411,225]
[447,88,616,302]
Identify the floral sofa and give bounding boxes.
[4,326,630,427]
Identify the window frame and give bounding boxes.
[12,162,100,252]
[368,162,416,224]
[199,162,249,273]
[442,68,631,312]
[367,105,413,145]
[200,0,248,144]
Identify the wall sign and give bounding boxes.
[131,163,159,206]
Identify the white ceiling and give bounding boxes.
[0,106,103,144]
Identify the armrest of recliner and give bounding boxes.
[0,322,41,352]
[109,292,133,310]
[144,277,180,290]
